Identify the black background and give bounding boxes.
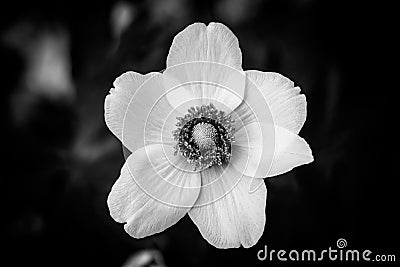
[1,0,397,266]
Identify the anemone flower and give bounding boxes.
[105,22,313,249]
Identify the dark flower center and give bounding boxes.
[173,104,234,171]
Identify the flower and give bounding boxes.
[105,22,314,249]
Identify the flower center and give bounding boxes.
[192,122,217,150]
[173,103,235,171]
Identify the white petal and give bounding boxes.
[167,22,242,70]
[268,125,314,177]
[189,166,267,248]
[230,76,275,134]
[107,144,201,238]
[105,71,157,141]
[164,23,245,113]
[106,71,180,153]
[163,60,245,114]
[245,70,307,134]
[231,122,275,178]
[142,93,180,147]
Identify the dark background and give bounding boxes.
[1,0,396,266]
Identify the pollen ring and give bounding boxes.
[173,103,235,171]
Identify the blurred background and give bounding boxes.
[1,0,396,266]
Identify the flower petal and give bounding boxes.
[106,71,180,153]
[105,71,158,142]
[231,122,275,178]
[230,75,275,134]
[167,22,242,70]
[163,61,245,114]
[268,125,314,177]
[107,144,201,238]
[165,22,245,113]
[245,70,307,134]
[143,92,181,147]
[189,166,267,248]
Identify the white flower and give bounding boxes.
[105,22,314,249]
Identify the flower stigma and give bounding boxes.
[173,103,235,171]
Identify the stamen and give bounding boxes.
[173,103,235,171]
